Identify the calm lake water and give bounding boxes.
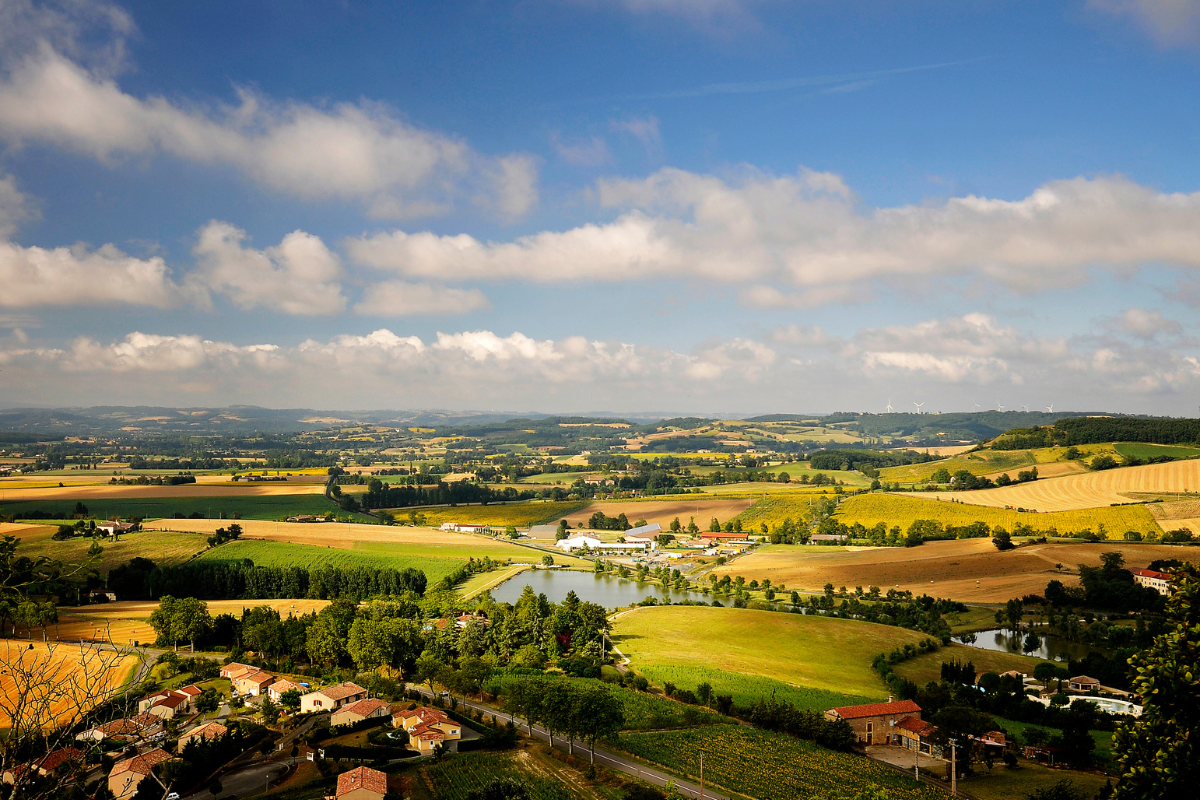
[957,627,1096,663]
[488,569,709,608]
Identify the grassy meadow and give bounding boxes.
[611,606,929,703]
[196,539,469,585]
[14,525,210,574]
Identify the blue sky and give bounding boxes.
[2,0,1200,414]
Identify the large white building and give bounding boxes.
[1131,568,1171,595]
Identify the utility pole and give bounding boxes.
[950,738,957,797]
[914,736,919,782]
[698,750,705,800]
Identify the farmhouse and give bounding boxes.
[331,697,391,727]
[1068,675,1101,692]
[300,681,368,713]
[96,521,136,537]
[336,765,388,800]
[108,748,172,799]
[178,721,228,748]
[1131,568,1172,595]
[825,699,922,745]
[233,669,276,697]
[895,716,940,756]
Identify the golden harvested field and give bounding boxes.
[0,521,55,538]
[54,599,329,645]
[988,461,1086,481]
[838,493,1162,537]
[403,501,586,528]
[926,458,1200,511]
[0,640,140,728]
[918,445,978,457]
[561,498,756,528]
[0,482,325,500]
[711,539,1190,603]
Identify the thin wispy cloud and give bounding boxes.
[621,57,990,101]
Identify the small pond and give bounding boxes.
[488,569,710,608]
[956,627,1097,663]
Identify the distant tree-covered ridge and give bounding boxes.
[992,417,1200,449]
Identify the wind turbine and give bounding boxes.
[997,402,1005,412]
[972,402,980,412]
[885,399,894,413]
[1046,404,1054,413]
[1022,405,1029,413]
[913,401,925,415]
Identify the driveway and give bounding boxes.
[865,744,946,774]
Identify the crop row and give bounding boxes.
[423,752,581,800]
[618,724,949,800]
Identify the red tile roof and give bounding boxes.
[38,747,82,771]
[111,748,172,777]
[896,716,937,736]
[314,682,367,701]
[340,698,389,718]
[1132,568,1170,580]
[336,766,387,797]
[829,700,921,720]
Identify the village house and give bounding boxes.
[233,669,276,697]
[1068,675,1101,693]
[34,747,83,777]
[335,765,388,800]
[143,692,188,720]
[138,685,200,715]
[178,721,228,749]
[108,748,172,799]
[331,697,391,727]
[267,678,304,703]
[300,682,368,713]
[75,714,161,744]
[95,521,136,537]
[1131,568,1172,596]
[825,698,922,745]
[220,662,257,680]
[393,706,462,752]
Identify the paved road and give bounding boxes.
[413,688,727,800]
[184,762,290,800]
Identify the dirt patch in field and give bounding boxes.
[712,539,1191,603]
[561,498,756,528]
[0,483,326,501]
[140,518,520,550]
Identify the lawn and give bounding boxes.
[611,606,931,703]
[0,493,346,521]
[616,725,951,800]
[15,527,210,574]
[959,761,1110,800]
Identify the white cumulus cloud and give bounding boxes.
[354,282,490,317]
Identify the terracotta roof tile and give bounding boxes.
[829,700,921,720]
[336,765,387,796]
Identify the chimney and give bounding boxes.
[888,695,893,703]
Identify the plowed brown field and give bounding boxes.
[712,539,1190,602]
[926,459,1200,511]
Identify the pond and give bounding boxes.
[956,627,1097,663]
[487,569,710,608]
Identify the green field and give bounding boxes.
[617,725,950,800]
[833,493,1162,537]
[15,527,210,574]
[959,760,1110,800]
[611,606,930,703]
[1113,442,1200,460]
[401,501,588,528]
[196,539,467,585]
[889,643,1044,686]
[0,494,346,521]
